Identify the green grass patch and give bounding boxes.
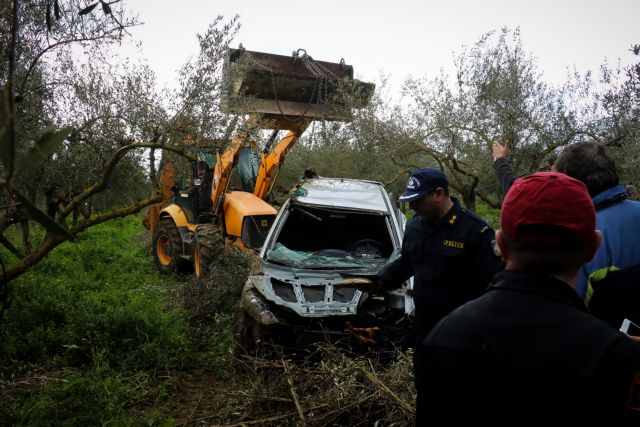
[0,216,187,371]
[475,202,500,229]
[0,216,189,424]
[6,358,176,426]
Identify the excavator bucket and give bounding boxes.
[222,47,375,124]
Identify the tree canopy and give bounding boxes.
[1,4,638,288]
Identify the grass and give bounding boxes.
[0,216,189,425]
[475,202,500,229]
[0,210,447,425]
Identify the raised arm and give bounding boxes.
[493,142,517,197]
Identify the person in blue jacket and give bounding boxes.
[553,142,640,317]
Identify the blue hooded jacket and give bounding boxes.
[579,184,640,298]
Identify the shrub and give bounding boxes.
[178,248,251,379]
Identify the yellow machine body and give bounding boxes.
[223,191,277,249]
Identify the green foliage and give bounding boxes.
[0,216,187,372]
[0,215,254,424]
[15,127,73,177]
[188,311,236,380]
[0,83,73,240]
[474,202,501,230]
[0,216,189,424]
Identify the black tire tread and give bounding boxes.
[153,218,185,274]
[195,223,224,274]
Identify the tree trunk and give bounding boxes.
[459,178,479,212]
[461,188,476,212]
[20,220,31,255]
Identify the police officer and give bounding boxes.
[377,167,503,425]
[380,167,503,342]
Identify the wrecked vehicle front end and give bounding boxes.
[236,178,414,354]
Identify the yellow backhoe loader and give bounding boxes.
[144,47,374,276]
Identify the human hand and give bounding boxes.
[492,142,509,161]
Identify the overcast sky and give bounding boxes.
[122,0,640,94]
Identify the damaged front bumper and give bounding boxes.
[240,263,414,348]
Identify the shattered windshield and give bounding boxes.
[266,242,400,271]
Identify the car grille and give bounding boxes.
[301,285,325,302]
[332,286,357,303]
[270,278,358,304]
[271,279,297,302]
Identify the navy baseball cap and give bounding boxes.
[398,168,449,202]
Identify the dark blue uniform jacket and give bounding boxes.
[378,198,503,343]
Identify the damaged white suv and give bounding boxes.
[236,177,414,354]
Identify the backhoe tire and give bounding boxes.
[194,223,224,277]
[153,218,189,274]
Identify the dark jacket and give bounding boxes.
[377,198,503,343]
[589,262,640,329]
[419,270,640,423]
[493,159,640,299]
[493,157,517,197]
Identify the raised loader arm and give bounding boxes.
[222,47,374,205]
[210,132,246,216]
[253,121,309,201]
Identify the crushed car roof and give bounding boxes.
[290,178,392,213]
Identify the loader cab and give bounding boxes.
[230,147,260,192]
[171,149,217,224]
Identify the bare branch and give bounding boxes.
[0,234,24,259]
[1,193,162,286]
[59,141,195,218]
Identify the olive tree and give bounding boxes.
[0,0,145,284]
[0,0,240,286]
[588,45,640,184]
[395,28,587,210]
